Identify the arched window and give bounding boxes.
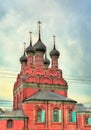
[68,110,72,122]
[7,119,13,128]
[52,109,62,122]
[37,110,45,122]
[84,117,88,124]
[37,110,42,122]
[68,110,76,122]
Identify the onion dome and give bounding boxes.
[20,43,27,63]
[34,39,46,52]
[50,35,60,57]
[26,32,35,54]
[33,21,46,52]
[20,50,27,63]
[44,53,50,65]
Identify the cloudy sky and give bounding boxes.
[0,0,91,103]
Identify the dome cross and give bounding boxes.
[53,35,56,49]
[24,42,26,52]
[29,32,32,46]
[38,21,42,40]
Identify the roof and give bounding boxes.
[33,39,46,52]
[76,103,91,112]
[44,54,50,65]
[23,90,77,103]
[0,109,27,118]
[26,42,35,54]
[20,51,27,63]
[50,43,60,57]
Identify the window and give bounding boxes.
[68,110,72,122]
[72,111,76,122]
[52,109,62,122]
[88,118,91,125]
[37,110,45,122]
[68,110,76,122]
[37,110,41,122]
[84,117,88,124]
[7,120,13,128]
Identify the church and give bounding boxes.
[0,21,91,130]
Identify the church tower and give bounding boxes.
[13,22,77,130]
[33,21,46,67]
[13,21,68,110]
[50,35,60,69]
[26,32,35,66]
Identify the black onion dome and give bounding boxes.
[20,51,27,63]
[26,32,35,54]
[26,42,35,54]
[50,44,60,57]
[33,21,46,52]
[26,35,35,53]
[44,54,50,65]
[33,39,46,52]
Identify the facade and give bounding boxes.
[0,22,91,130]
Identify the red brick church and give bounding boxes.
[0,21,91,130]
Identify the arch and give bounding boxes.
[34,69,45,76]
[26,76,39,83]
[53,107,59,110]
[48,69,57,77]
[25,67,32,74]
[53,78,67,85]
[40,76,52,84]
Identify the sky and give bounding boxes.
[0,0,91,103]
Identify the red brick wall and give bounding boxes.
[22,101,77,130]
[0,119,25,130]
